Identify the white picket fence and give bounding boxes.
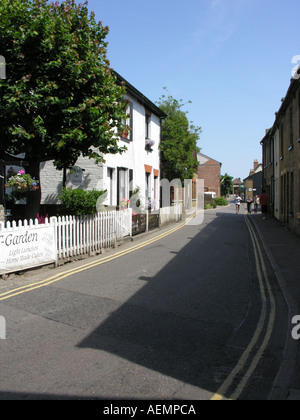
[0,206,184,275]
[53,209,132,260]
[0,209,132,274]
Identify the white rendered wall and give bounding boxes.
[40,92,161,210]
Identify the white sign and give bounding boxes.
[0,226,57,274]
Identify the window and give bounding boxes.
[280,122,284,158]
[270,138,274,164]
[290,172,294,216]
[107,168,115,206]
[145,110,151,139]
[117,168,128,206]
[289,105,294,150]
[263,142,267,167]
[281,175,284,213]
[129,169,134,199]
[145,172,151,206]
[121,101,133,141]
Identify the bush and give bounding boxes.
[58,188,107,216]
[214,197,228,206]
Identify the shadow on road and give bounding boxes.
[77,210,261,398]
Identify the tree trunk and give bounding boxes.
[25,161,41,221]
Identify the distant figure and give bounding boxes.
[254,195,259,213]
[235,194,242,214]
[260,190,269,220]
[247,197,253,214]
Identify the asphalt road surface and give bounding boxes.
[0,203,288,400]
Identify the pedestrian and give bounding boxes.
[254,196,259,213]
[247,196,253,214]
[235,194,242,214]
[260,189,269,220]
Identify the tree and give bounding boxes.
[0,0,128,219]
[156,89,201,183]
[220,173,234,197]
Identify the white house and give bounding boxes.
[39,72,167,211]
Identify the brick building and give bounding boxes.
[233,178,244,196]
[243,160,263,202]
[196,152,222,197]
[261,72,300,236]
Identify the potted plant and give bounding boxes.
[6,170,39,193]
[145,139,155,151]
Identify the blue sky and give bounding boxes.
[77,0,299,180]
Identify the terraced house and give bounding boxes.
[261,70,300,236]
[4,72,167,218]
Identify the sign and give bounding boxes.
[0,225,57,274]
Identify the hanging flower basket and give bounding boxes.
[145,139,155,151]
[6,170,39,194]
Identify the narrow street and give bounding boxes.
[0,203,288,400]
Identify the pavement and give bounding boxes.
[249,212,300,400]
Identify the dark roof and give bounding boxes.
[113,70,167,120]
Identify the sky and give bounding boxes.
[76,0,299,180]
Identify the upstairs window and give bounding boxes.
[121,101,133,141]
[280,122,284,159]
[289,105,294,150]
[145,110,152,139]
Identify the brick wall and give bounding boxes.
[277,79,300,237]
[197,159,221,197]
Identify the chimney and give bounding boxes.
[254,160,259,170]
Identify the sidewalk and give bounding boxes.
[251,214,300,400]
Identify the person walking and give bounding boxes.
[247,196,253,214]
[235,194,242,214]
[254,195,259,213]
[260,189,269,220]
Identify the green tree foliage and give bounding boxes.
[156,88,201,183]
[0,0,128,218]
[220,173,234,197]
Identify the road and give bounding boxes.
[0,203,288,400]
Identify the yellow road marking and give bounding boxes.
[230,218,276,400]
[211,216,276,400]
[0,214,195,302]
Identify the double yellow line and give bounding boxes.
[0,214,195,303]
[212,216,276,400]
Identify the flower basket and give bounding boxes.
[6,170,40,194]
[145,139,155,151]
